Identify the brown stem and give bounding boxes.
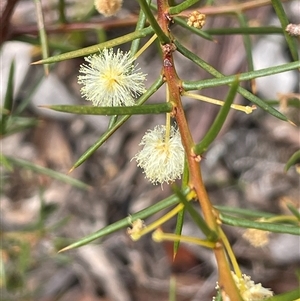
[214,244,243,300]
[157,0,243,300]
[6,15,140,40]
[0,0,20,45]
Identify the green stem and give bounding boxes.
[168,0,199,15]
[193,78,239,155]
[271,0,299,61]
[130,0,152,55]
[236,13,254,77]
[136,0,169,44]
[174,185,218,240]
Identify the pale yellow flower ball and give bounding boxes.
[134,125,184,185]
[94,0,123,17]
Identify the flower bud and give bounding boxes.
[187,11,206,29]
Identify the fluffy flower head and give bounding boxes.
[133,125,184,185]
[243,228,270,247]
[94,0,123,17]
[78,48,146,107]
[220,272,273,301]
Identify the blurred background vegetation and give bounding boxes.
[1,0,299,300]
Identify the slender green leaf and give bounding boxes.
[236,13,255,83]
[287,203,300,221]
[130,0,152,55]
[266,288,300,301]
[15,35,77,52]
[136,0,169,44]
[41,103,173,115]
[108,115,118,130]
[1,117,38,137]
[1,60,14,135]
[237,89,288,121]
[14,68,49,116]
[169,0,199,14]
[271,0,299,61]
[182,61,300,91]
[193,77,239,154]
[59,188,191,251]
[34,0,49,75]
[215,205,276,219]
[177,41,298,121]
[265,98,300,109]
[32,26,154,64]
[3,61,14,112]
[205,26,283,35]
[220,213,300,235]
[173,162,190,257]
[173,185,218,241]
[3,156,91,191]
[71,76,164,170]
[173,207,185,259]
[285,150,300,172]
[0,153,13,171]
[58,0,67,23]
